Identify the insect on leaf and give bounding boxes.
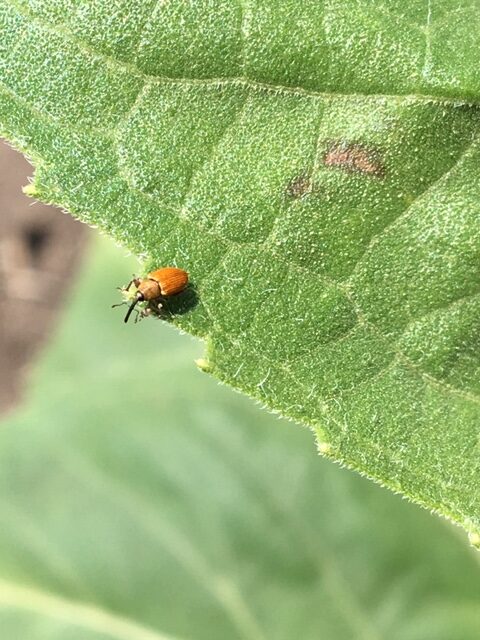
[0,0,479,537]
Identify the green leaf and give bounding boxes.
[0,0,479,535]
[1,237,480,640]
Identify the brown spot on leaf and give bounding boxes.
[286,174,313,199]
[324,142,385,178]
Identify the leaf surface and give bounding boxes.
[0,0,480,533]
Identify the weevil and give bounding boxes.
[119,267,189,323]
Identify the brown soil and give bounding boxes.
[0,140,89,414]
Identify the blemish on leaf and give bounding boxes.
[324,142,385,178]
[286,174,313,198]
[22,183,40,198]
[195,358,211,373]
[468,532,480,549]
[317,441,333,455]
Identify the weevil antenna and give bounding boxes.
[124,293,144,323]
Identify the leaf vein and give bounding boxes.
[4,0,479,105]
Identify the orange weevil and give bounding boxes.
[121,267,189,323]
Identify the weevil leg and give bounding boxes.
[140,307,153,321]
[150,297,166,317]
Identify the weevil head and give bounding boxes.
[137,277,162,301]
[123,276,163,323]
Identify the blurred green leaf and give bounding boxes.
[0,0,480,534]
[0,238,479,639]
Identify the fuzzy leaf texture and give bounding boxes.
[0,0,479,536]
